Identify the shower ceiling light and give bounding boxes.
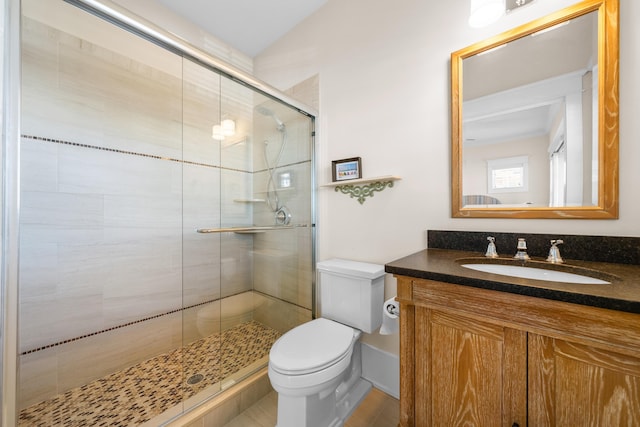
[212,124,225,140]
[469,0,505,28]
[221,118,236,136]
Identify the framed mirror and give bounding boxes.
[451,0,618,219]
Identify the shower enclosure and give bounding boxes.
[3,0,316,424]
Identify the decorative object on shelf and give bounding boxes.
[335,181,392,204]
[323,176,401,204]
[331,157,362,182]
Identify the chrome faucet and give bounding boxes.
[513,238,530,261]
[485,236,498,258]
[547,239,564,264]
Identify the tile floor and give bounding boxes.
[223,387,400,427]
[18,321,280,426]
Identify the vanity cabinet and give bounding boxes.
[396,276,640,427]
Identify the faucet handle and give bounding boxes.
[485,236,498,258]
[547,239,564,263]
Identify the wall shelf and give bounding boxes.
[322,175,401,204]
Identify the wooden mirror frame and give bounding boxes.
[451,0,618,219]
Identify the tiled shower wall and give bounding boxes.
[18,0,313,411]
[252,104,314,328]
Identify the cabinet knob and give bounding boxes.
[512,423,520,427]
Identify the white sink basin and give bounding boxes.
[461,263,610,285]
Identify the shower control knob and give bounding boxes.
[275,206,292,225]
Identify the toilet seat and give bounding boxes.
[269,318,356,375]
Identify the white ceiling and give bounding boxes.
[157,0,328,57]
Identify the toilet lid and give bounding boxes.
[269,318,355,375]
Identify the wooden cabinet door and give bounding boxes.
[529,334,640,426]
[416,307,527,427]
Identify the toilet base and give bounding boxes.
[335,378,372,423]
[275,378,372,427]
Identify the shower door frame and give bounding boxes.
[1,0,318,423]
[2,0,22,425]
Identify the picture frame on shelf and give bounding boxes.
[331,157,362,182]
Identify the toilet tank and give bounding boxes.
[317,259,385,334]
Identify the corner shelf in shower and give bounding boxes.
[322,175,401,204]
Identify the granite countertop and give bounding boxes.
[385,248,640,314]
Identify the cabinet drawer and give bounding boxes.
[406,278,640,357]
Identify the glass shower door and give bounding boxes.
[180,59,224,408]
[18,1,187,424]
[181,69,316,400]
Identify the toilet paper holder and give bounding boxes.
[380,297,400,335]
[385,301,399,316]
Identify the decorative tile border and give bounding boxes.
[22,297,220,356]
[23,134,235,171]
[22,134,311,174]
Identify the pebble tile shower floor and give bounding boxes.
[18,321,281,426]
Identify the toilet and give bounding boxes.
[268,259,385,427]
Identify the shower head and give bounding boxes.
[256,105,285,131]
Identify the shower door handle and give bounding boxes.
[196,224,308,234]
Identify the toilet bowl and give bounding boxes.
[268,259,385,427]
[269,318,357,392]
[268,318,371,427]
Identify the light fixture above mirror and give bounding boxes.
[452,0,619,219]
[469,0,505,28]
[469,0,535,28]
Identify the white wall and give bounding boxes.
[253,0,640,353]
